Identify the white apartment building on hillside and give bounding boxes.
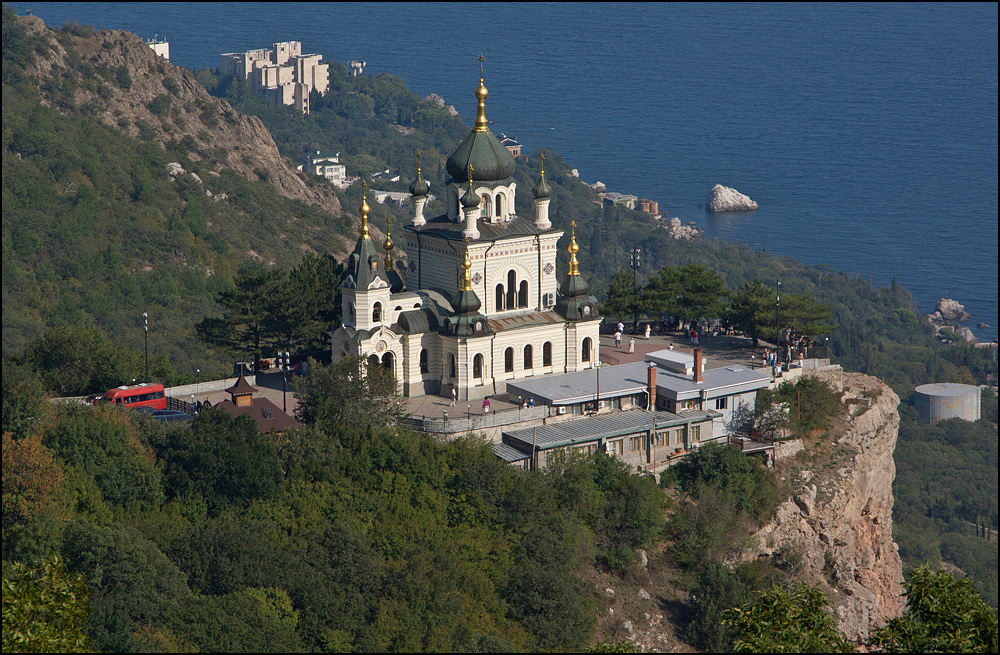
[220,41,329,114]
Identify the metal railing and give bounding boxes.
[407,405,550,434]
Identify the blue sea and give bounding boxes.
[12,2,999,340]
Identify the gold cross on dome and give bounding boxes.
[478,53,485,78]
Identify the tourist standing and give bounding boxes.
[483,397,490,414]
[644,324,651,340]
[614,330,622,348]
[451,386,457,406]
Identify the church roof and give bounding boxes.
[446,128,516,182]
[404,213,559,243]
[487,310,564,333]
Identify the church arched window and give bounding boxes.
[480,194,491,218]
[543,341,552,367]
[419,349,428,373]
[518,280,528,308]
[506,270,516,309]
[473,354,484,379]
[495,284,505,311]
[582,337,592,362]
[367,354,380,370]
[504,347,514,373]
[372,302,382,323]
[524,344,533,369]
[495,192,504,218]
[449,353,456,378]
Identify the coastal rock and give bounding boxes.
[423,93,458,116]
[925,298,976,341]
[664,216,703,240]
[707,184,759,212]
[935,298,971,323]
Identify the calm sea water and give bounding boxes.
[13,2,999,340]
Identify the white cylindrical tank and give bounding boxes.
[913,383,981,424]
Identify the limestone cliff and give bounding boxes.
[14,14,344,236]
[752,370,905,642]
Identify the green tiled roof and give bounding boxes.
[446,128,516,182]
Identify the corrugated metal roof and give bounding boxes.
[493,441,531,462]
[503,409,717,450]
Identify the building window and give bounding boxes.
[372,302,382,323]
[495,192,504,218]
[504,347,514,373]
[518,280,528,308]
[473,354,484,379]
[715,397,728,410]
[449,353,456,378]
[495,284,505,311]
[543,342,552,366]
[506,270,516,309]
[577,443,597,455]
[523,344,533,369]
[655,431,669,447]
[582,337,592,362]
[629,435,647,452]
[691,425,701,443]
[419,349,428,373]
[608,439,624,455]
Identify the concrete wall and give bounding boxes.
[165,376,257,398]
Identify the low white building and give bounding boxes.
[299,150,348,188]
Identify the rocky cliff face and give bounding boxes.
[15,15,343,228]
[751,370,905,642]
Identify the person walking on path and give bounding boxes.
[451,386,457,406]
[644,324,651,340]
[483,397,490,414]
[617,321,625,336]
[614,330,622,348]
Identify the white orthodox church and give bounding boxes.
[330,63,601,401]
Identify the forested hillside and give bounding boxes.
[2,9,355,378]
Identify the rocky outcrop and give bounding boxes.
[424,93,458,117]
[663,216,704,240]
[926,298,977,342]
[707,184,759,212]
[14,14,344,237]
[750,371,904,643]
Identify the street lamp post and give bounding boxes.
[630,246,641,332]
[775,279,781,365]
[280,350,290,412]
[142,311,149,383]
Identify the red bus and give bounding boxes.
[102,383,167,410]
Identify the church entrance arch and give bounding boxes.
[367,354,380,370]
[381,352,395,372]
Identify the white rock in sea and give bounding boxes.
[707,184,759,212]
